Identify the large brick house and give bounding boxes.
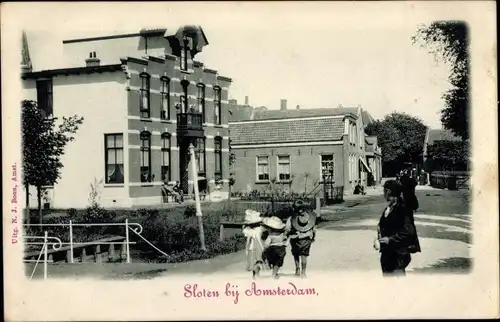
[229,101,382,196]
[21,26,232,208]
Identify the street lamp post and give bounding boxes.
[188,143,207,252]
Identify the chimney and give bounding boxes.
[244,96,249,106]
[85,51,100,67]
[296,105,300,110]
[280,99,287,111]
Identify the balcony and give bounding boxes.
[176,112,204,138]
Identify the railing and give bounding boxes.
[23,220,169,268]
[430,172,470,190]
[306,182,323,198]
[177,112,203,130]
[24,231,62,280]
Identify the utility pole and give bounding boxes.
[189,143,207,252]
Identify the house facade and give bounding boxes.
[21,26,232,209]
[229,103,382,196]
[422,127,466,175]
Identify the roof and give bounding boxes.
[230,117,345,145]
[21,31,32,72]
[21,64,123,79]
[232,107,358,121]
[426,128,461,145]
[361,110,375,125]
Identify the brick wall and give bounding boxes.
[232,144,345,194]
[123,55,231,201]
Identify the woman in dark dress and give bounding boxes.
[374,179,421,276]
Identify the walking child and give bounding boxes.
[287,200,317,278]
[261,216,288,279]
[242,210,267,279]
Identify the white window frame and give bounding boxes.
[319,154,335,183]
[276,155,291,182]
[256,155,270,182]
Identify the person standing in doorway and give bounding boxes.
[373,180,421,276]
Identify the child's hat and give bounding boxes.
[293,199,307,210]
[291,209,317,232]
[262,216,286,230]
[244,209,262,224]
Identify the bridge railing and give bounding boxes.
[24,231,62,280]
[23,220,169,275]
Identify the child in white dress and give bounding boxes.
[242,210,267,278]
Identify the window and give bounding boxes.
[104,134,124,184]
[181,81,189,113]
[36,79,53,117]
[321,154,334,182]
[214,137,222,181]
[277,155,291,181]
[197,83,205,121]
[161,133,171,182]
[214,86,221,125]
[140,131,152,183]
[195,137,206,178]
[257,156,269,181]
[180,37,189,71]
[160,77,170,120]
[140,73,150,118]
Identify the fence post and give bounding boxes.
[125,219,131,263]
[315,196,321,218]
[43,231,48,280]
[219,224,224,242]
[69,220,74,264]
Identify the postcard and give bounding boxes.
[2,1,498,320]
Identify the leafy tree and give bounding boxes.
[365,112,427,176]
[412,21,469,140]
[22,100,84,226]
[425,140,469,172]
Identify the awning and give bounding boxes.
[359,156,372,173]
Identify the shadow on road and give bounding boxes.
[412,257,472,274]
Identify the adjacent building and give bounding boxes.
[423,127,465,173]
[229,101,382,196]
[21,26,232,208]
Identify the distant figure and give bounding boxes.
[162,180,183,204]
[373,179,421,276]
[400,170,419,212]
[353,181,365,195]
[367,172,375,187]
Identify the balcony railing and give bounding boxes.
[176,112,204,138]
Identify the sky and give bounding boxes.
[22,2,456,129]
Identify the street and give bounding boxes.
[25,186,471,279]
[199,186,471,277]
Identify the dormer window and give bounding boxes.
[180,80,189,113]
